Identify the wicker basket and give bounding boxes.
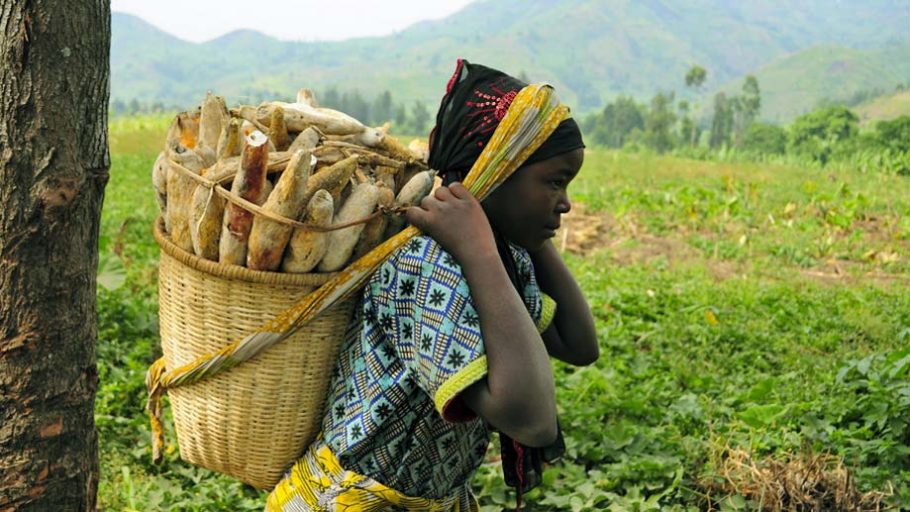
[153,217,356,489]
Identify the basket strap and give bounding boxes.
[147,84,570,463]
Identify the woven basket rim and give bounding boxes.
[153,216,336,287]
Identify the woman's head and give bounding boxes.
[427,59,585,249]
[482,147,583,250]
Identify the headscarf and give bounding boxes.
[428,59,584,185]
[426,58,581,502]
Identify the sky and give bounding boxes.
[110,0,478,43]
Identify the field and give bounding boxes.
[97,116,910,511]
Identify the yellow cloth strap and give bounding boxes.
[433,294,557,416]
[265,441,478,511]
[538,293,557,334]
[434,356,489,417]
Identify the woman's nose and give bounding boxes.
[555,193,571,214]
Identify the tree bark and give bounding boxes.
[0,1,109,510]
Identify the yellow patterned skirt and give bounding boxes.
[265,440,479,511]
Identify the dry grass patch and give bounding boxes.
[699,447,892,511]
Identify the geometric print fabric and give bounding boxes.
[320,235,543,500]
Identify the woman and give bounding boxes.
[266,59,599,511]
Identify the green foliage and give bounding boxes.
[827,347,910,500]
[732,75,761,145]
[684,65,707,89]
[874,115,910,153]
[789,106,859,163]
[741,123,787,155]
[585,96,645,148]
[643,92,677,153]
[98,121,910,510]
[710,92,734,148]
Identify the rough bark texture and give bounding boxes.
[0,1,109,510]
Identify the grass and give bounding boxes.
[96,120,910,510]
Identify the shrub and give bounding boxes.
[874,115,910,153]
[742,122,787,155]
[789,106,859,164]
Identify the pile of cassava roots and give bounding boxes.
[153,89,435,273]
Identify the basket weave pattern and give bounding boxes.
[155,219,355,489]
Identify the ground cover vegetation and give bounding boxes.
[95,115,910,510]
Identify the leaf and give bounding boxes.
[704,309,719,326]
[98,251,126,291]
[886,347,910,379]
[856,355,874,377]
[738,403,787,429]
[726,494,747,510]
[738,378,777,403]
[670,393,703,419]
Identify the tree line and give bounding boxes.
[581,66,763,153]
[110,88,435,136]
[581,65,910,174]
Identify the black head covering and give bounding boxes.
[427,59,584,185]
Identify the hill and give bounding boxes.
[111,1,910,115]
[855,90,910,125]
[718,43,910,123]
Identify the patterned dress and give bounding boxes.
[266,235,553,511]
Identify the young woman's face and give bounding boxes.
[482,148,584,251]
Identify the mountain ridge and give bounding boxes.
[110,2,910,121]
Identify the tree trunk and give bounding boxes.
[0,1,109,510]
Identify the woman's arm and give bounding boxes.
[406,183,558,447]
[530,241,599,366]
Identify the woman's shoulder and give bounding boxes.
[384,235,464,276]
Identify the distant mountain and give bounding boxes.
[718,43,910,123]
[855,90,910,125]
[111,1,910,118]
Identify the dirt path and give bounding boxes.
[556,203,908,287]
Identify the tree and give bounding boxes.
[874,115,910,153]
[684,65,707,146]
[685,65,707,89]
[343,90,371,125]
[732,75,761,146]
[394,104,410,134]
[709,92,734,148]
[128,98,141,115]
[371,90,394,126]
[411,100,431,136]
[321,86,341,109]
[644,92,677,153]
[742,123,787,155]
[0,1,109,509]
[592,95,645,148]
[677,100,696,147]
[110,99,127,116]
[789,106,859,163]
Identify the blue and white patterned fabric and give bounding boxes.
[320,234,543,499]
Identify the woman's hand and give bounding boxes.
[405,182,497,265]
[530,241,599,366]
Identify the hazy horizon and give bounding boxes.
[110,0,477,43]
